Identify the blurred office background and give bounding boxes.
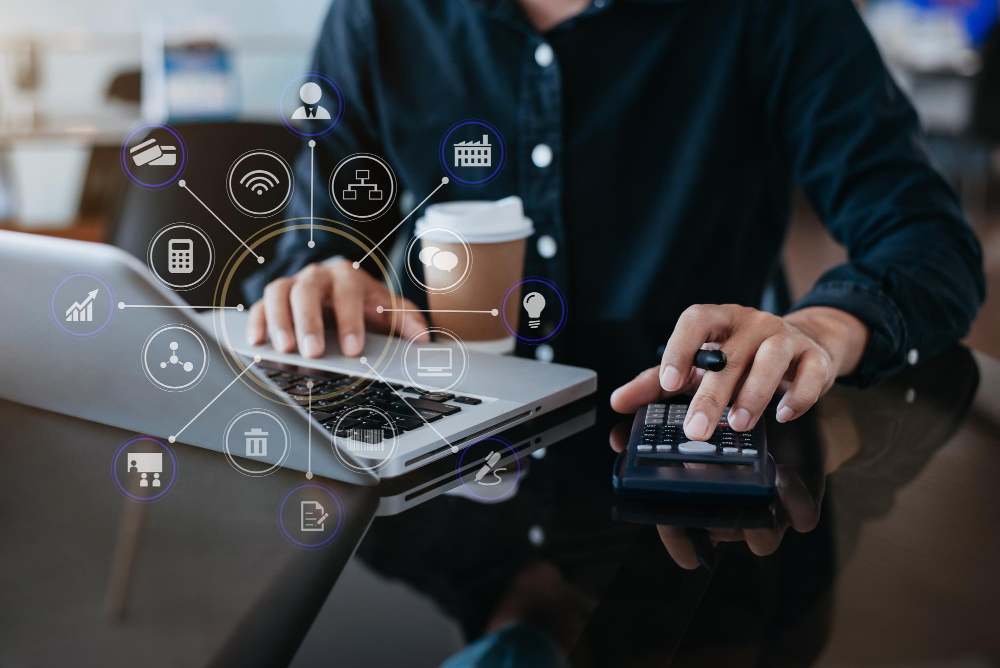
[0,0,998,356]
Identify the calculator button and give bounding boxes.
[637,444,653,452]
[655,444,673,452]
[741,449,758,456]
[644,418,663,425]
[677,441,716,454]
[721,447,739,454]
[649,404,666,409]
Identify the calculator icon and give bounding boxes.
[168,239,194,274]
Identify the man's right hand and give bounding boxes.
[245,259,430,358]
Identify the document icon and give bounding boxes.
[300,500,328,532]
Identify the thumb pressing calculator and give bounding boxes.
[613,402,775,502]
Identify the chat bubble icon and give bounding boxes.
[432,251,459,272]
[418,246,440,267]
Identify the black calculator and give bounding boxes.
[613,401,776,502]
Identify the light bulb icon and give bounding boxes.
[523,291,546,329]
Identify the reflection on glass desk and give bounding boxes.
[1,341,998,668]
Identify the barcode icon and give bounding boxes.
[346,429,384,452]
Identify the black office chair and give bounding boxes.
[109,122,303,307]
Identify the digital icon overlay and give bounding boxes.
[500,277,568,345]
[457,436,522,503]
[146,223,215,291]
[223,408,290,477]
[141,324,209,392]
[277,482,344,550]
[226,150,294,218]
[50,272,115,339]
[120,124,187,190]
[401,327,470,394]
[331,406,399,473]
[439,119,505,187]
[279,72,344,139]
[405,226,473,294]
[111,436,178,504]
[329,153,397,222]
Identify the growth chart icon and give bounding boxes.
[65,289,98,322]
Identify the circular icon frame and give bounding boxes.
[223,408,291,477]
[404,226,473,294]
[439,119,506,187]
[110,435,178,504]
[120,124,188,190]
[49,272,116,340]
[146,223,215,291]
[456,436,522,503]
[277,482,345,550]
[500,277,568,345]
[141,323,210,392]
[278,72,345,139]
[226,149,294,218]
[400,327,470,394]
[328,153,397,222]
[331,406,399,473]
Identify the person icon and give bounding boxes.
[129,460,137,473]
[153,473,161,488]
[140,472,148,488]
[291,82,331,120]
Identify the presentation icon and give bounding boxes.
[120,124,187,190]
[277,483,344,550]
[50,272,115,339]
[141,324,208,392]
[227,150,293,218]
[279,72,343,138]
[147,223,214,291]
[112,436,177,504]
[329,153,396,221]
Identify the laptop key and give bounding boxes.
[453,396,482,405]
[397,397,461,415]
[418,392,455,402]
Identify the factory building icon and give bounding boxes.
[454,135,492,168]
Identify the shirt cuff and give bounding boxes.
[788,280,909,388]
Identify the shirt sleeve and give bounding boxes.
[754,0,986,387]
[243,0,392,303]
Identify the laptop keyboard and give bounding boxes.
[258,360,482,443]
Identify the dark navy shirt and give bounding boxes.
[248,0,985,387]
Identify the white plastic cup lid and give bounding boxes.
[415,196,534,244]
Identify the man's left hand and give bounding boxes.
[610,305,869,440]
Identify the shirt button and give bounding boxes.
[534,43,554,68]
[531,144,553,168]
[594,0,606,7]
[535,344,554,363]
[907,348,919,365]
[536,234,557,259]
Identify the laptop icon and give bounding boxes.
[417,347,453,378]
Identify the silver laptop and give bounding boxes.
[0,230,596,484]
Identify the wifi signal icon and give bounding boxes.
[240,170,280,195]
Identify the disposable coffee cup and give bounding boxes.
[414,196,534,353]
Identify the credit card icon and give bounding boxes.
[130,138,177,167]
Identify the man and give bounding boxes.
[245,0,985,442]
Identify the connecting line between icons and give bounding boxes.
[353,177,449,269]
[117,303,245,311]
[376,306,498,316]
[359,356,459,454]
[179,180,265,265]
[168,355,261,444]
[306,381,314,479]
[308,140,316,249]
